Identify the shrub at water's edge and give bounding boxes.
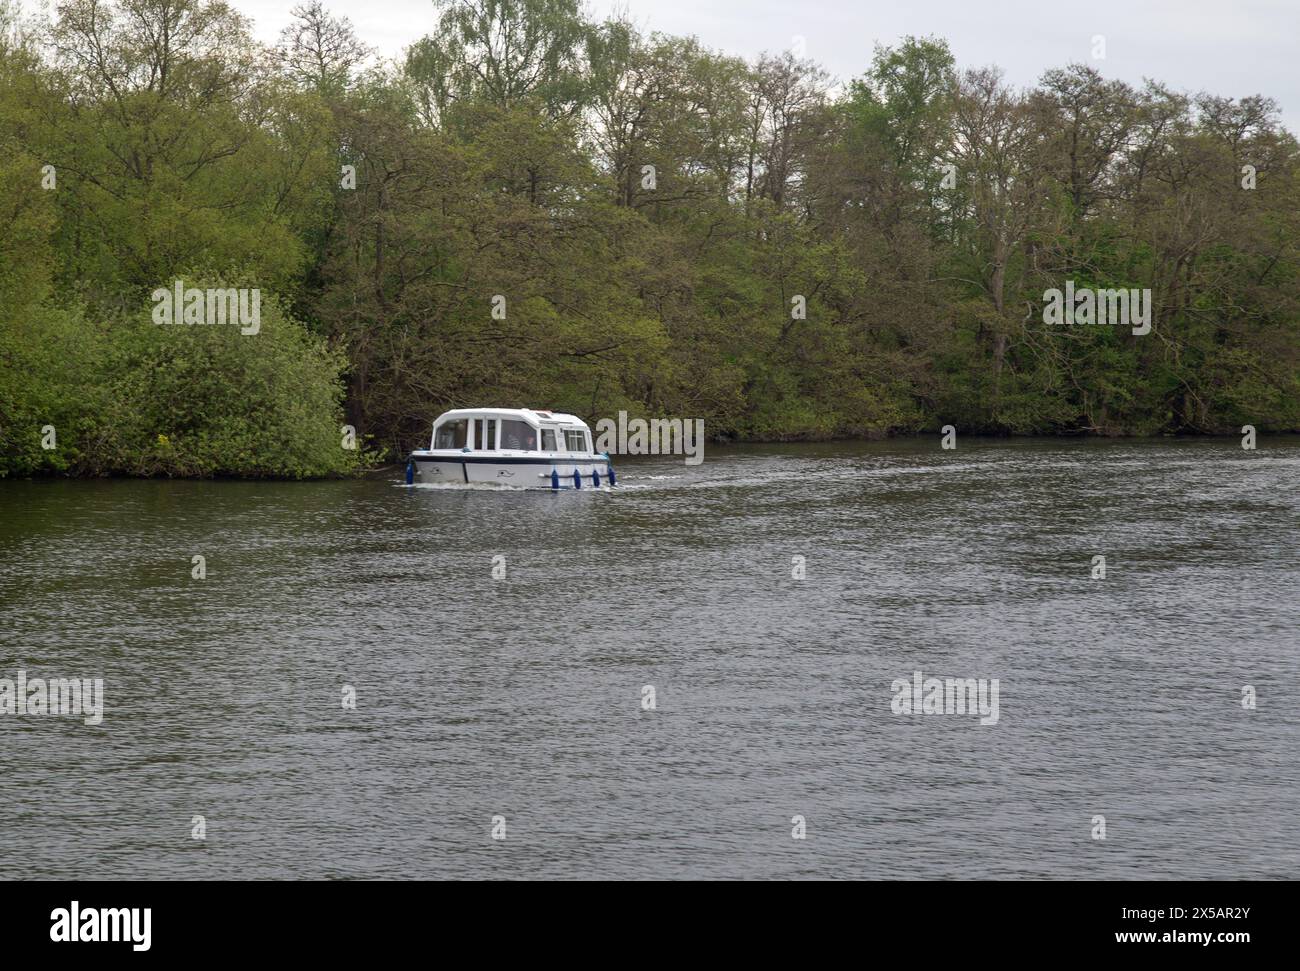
[0,291,371,479]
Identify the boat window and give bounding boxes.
[540,429,557,451]
[500,419,536,451]
[434,419,469,449]
[482,419,497,450]
[564,429,587,452]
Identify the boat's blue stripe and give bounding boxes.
[411,455,601,466]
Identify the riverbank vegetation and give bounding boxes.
[2,0,1297,477]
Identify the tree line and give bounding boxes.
[2,0,1297,477]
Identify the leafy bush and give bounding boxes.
[0,290,369,478]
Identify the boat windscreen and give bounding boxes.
[434,419,469,449]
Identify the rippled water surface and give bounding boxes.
[2,437,1298,879]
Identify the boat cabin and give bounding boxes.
[428,408,594,455]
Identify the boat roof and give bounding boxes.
[434,408,589,428]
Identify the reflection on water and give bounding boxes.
[1,437,1298,879]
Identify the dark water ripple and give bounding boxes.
[1,437,1297,879]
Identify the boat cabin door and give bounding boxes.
[539,425,560,452]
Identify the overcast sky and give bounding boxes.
[21,0,1300,133]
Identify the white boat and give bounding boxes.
[406,408,615,489]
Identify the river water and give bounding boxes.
[2,437,1298,879]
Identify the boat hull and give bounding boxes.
[409,452,610,488]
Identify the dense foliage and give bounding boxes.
[2,0,1297,477]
